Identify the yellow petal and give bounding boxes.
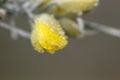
[30,24,44,53]
[33,13,68,53]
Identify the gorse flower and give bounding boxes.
[31,13,68,54]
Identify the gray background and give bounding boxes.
[0,0,120,80]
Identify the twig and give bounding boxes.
[85,21,120,38]
[0,21,30,39]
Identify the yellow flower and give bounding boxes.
[30,13,68,54]
[53,0,99,13]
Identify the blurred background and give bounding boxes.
[0,0,120,80]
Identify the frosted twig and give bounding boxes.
[85,21,120,38]
[0,21,30,39]
[77,18,98,37]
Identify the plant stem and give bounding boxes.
[85,21,120,38]
[0,21,30,39]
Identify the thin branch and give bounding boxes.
[85,21,120,38]
[0,21,30,39]
[22,1,35,19]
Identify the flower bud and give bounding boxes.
[30,13,68,54]
[59,18,84,38]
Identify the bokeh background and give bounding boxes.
[0,0,120,80]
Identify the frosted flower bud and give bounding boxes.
[30,13,68,54]
[59,18,84,38]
